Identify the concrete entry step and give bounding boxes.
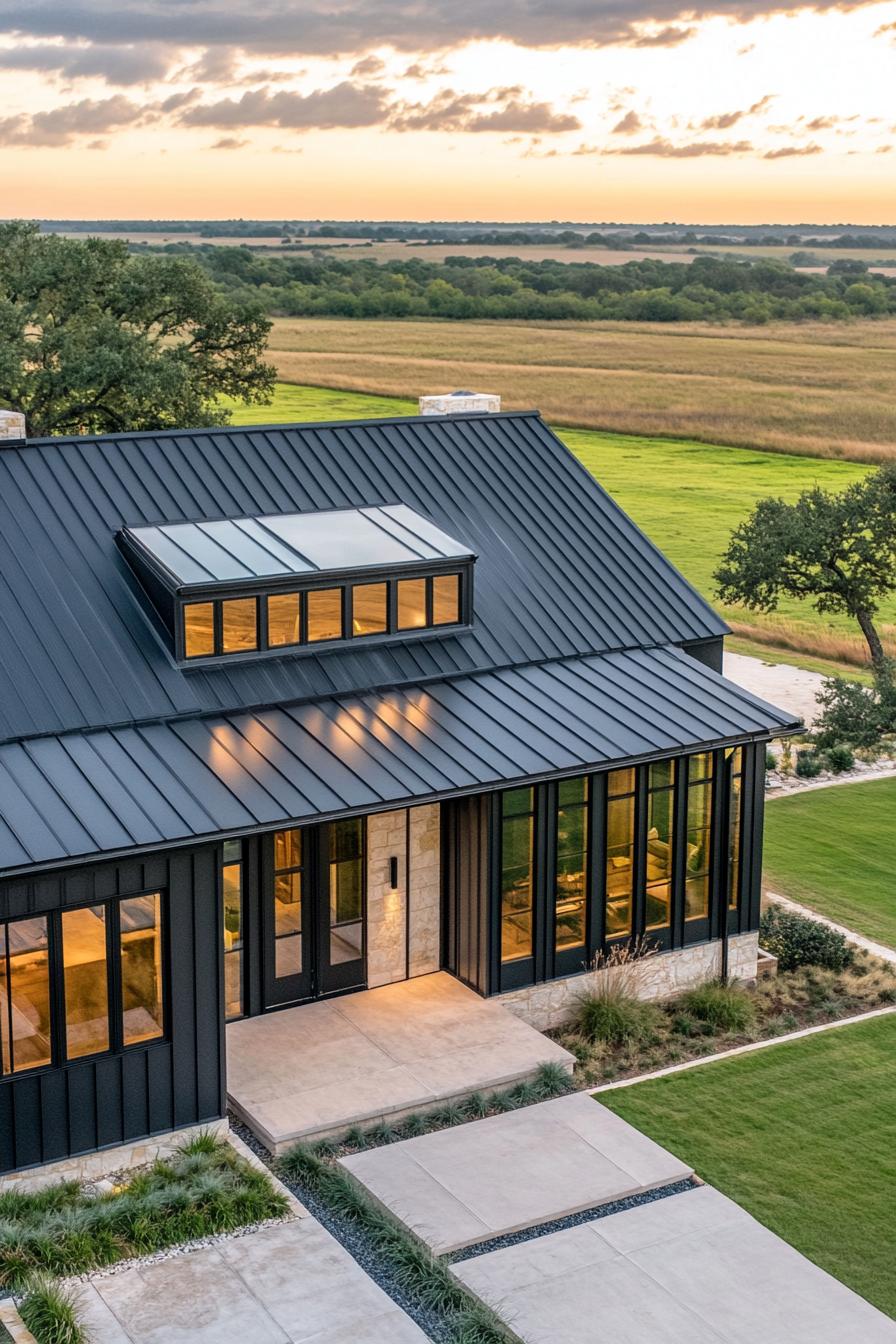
[227,973,574,1154]
[341,1093,692,1253]
[453,1184,896,1344]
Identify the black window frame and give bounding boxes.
[176,560,474,666]
[0,891,169,1081]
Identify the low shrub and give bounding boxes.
[760,905,854,972]
[795,750,823,778]
[17,1276,85,1344]
[678,980,756,1034]
[576,988,662,1046]
[765,749,777,772]
[824,744,855,773]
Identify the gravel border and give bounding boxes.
[448,1178,699,1263]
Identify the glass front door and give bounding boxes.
[262,821,365,1008]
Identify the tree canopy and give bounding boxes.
[715,466,896,666]
[0,222,275,437]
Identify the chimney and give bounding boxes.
[0,409,26,444]
[419,390,501,416]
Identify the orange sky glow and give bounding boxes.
[1,1,894,222]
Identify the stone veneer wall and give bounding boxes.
[0,1118,230,1192]
[499,931,760,1032]
[366,804,441,988]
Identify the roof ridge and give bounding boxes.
[4,408,543,452]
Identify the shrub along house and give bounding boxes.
[0,396,797,1175]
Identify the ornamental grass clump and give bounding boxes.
[17,1275,85,1344]
[678,980,756,1034]
[0,1138,288,1292]
[576,989,662,1047]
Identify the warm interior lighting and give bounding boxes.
[432,573,461,625]
[62,905,110,1059]
[397,577,427,630]
[307,588,343,642]
[352,582,388,636]
[267,592,301,647]
[184,602,215,658]
[221,597,258,653]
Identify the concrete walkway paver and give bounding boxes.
[341,1092,691,1253]
[227,973,573,1153]
[454,1185,896,1344]
[75,1218,429,1344]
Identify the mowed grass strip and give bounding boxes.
[764,779,896,947]
[226,382,894,664]
[266,316,896,464]
[601,1014,896,1318]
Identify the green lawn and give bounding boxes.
[601,1014,896,1318]
[764,778,896,947]
[225,382,884,670]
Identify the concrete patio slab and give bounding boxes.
[454,1185,896,1344]
[227,973,574,1153]
[74,1217,429,1344]
[341,1092,692,1253]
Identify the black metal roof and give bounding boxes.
[0,646,799,876]
[0,410,726,744]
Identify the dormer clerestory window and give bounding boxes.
[119,504,474,666]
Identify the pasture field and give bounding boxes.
[227,382,895,664]
[266,316,896,464]
[764,779,896,947]
[601,1014,896,1318]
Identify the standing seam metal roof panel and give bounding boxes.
[0,412,726,744]
[0,646,798,877]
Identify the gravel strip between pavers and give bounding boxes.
[447,1178,699,1263]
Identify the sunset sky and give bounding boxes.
[1,0,894,222]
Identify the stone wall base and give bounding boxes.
[499,932,760,1032]
[0,1117,230,1192]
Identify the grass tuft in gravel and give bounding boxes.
[17,1275,85,1344]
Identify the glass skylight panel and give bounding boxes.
[262,511,417,572]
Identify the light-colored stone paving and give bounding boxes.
[341,1093,691,1253]
[454,1185,896,1344]
[723,650,820,727]
[73,1218,428,1344]
[227,972,573,1153]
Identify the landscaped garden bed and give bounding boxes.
[550,940,896,1087]
[0,1134,289,1344]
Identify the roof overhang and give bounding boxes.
[0,646,801,879]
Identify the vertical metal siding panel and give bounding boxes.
[38,1068,69,1164]
[66,1065,98,1158]
[94,1057,124,1149]
[168,850,198,1129]
[121,1050,150,1141]
[747,744,765,932]
[0,1084,14,1171]
[147,1045,174,1135]
[11,1079,42,1170]
[191,847,226,1123]
[477,796,491,996]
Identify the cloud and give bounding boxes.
[209,135,249,149]
[0,0,883,59]
[607,135,754,156]
[0,39,171,84]
[696,94,773,130]
[611,109,643,134]
[763,141,823,157]
[0,92,147,145]
[626,23,696,45]
[179,82,391,130]
[387,86,581,133]
[351,54,385,76]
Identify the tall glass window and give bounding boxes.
[605,768,636,937]
[120,894,164,1045]
[555,777,588,953]
[267,592,301,647]
[221,597,258,653]
[62,906,110,1060]
[222,840,244,1019]
[686,754,714,922]
[328,819,364,965]
[184,601,215,658]
[645,761,675,932]
[273,828,304,979]
[500,788,535,962]
[352,583,388,636]
[432,573,461,625]
[397,577,427,630]
[727,747,744,912]
[307,588,343,642]
[0,917,52,1074]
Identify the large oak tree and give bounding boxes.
[0,221,275,437]
[715,466,896,668]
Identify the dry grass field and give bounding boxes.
[268,316,896,464]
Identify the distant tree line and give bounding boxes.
[179,247,896,323]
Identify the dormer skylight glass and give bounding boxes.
[119,504,475,664]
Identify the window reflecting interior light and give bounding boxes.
[501,787,534,961]
[62,905,110,1059]
[221,597,258,653]
[432,573,461,625]
[352,583,388,636]
[120,894,164,1045]
[267,592,301,647]
[397,577,427,630]
[1,917,52,1074]
[273,828,303,979]
[184,602,215,658]
[306,588,343,642]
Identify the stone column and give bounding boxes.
[408,803,441,978]
[366,810,409,988]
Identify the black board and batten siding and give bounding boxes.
[0,844,224,1175]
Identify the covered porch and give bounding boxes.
[226,972,574,1154]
